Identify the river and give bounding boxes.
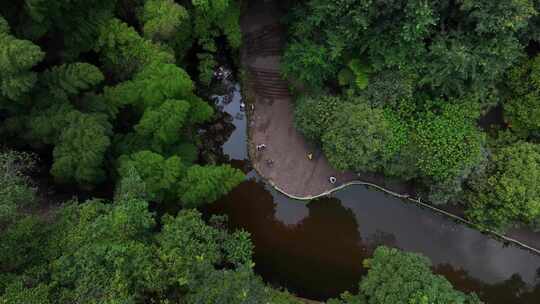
[205,82,540,303]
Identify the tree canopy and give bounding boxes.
[328,247,482,304]
[466,141,540,230]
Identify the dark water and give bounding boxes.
[208,82,540,303]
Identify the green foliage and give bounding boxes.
[348,59,370,90]
[141,0,190,44]
[356,247,481,304]
[294,95,341,141]
[423,33,523,97]
[0,16,44,101]
[51,112,112,185]
[460,0,536,34]
[0,215,49,278]
[118,151,185,202]
[380,109,415,178]
[157,209,252,288]
[285,0,530,97]
[412,102,485,183]
[20,0,116,57]
[465,141,540,231]
[48,198,159,304]
[359,70,415,110]
[40,63,104,99]
[321,102,399,172]
[1,280,51,304]
[282,40,338,88]
[267,290,306,304]
[185,94,214,125]
[178,165,245,208]
[192,0,241,50]
[135,99,191,147]
[221,1,242,49]
[197,52,217,86]
[0,151,36,222]
[114,166,148,202]
[24,101,75,145]
[188,0,241,87]
[130,62,195,108]
[185,267,267,304]
[1,185,261,303]
[95,18,174,79]
[504,54,540,137]
[337,59,372,94]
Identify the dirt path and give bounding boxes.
[241,0,357,198]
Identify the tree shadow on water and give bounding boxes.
[434,264,540,304]
[208,187,372,300]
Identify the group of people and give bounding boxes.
[256,145,337,184]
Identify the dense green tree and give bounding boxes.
[0,16,44,101]
[22,101,76,146]
[294,94,341,141]
[103,61,200,113]
[0,215,49,281]
[135,99,191,148]
[18,0,117,57]
[423,33,523,97]
[46,198,159,304]
[460,0,536,34]
[50,112,112,185]
[197,52,218,86]
[412,102,485,183]
[134,62,195,108]
[178,165,245,207]
[157,210,252,288]
[40,63,104,99]
[465,141,540,230]
[282,40,338,88]
[321,102,403,172]
[118,150,185,202]
[95,18,174,79]
[192,0,241,50]
[329,247,482,304]
[359,69,415,110]
[285,0,533,96]
[0,151,36,222]
[1,280,51,304]
[185,267,268,304]
[409,101,486,204]
[141,0,192,57]
[504,54,540,138]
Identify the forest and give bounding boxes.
[0,0,530,303]
[284,0,540,232]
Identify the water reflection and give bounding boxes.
[206,179,366,298]
[213,82,248,163]
[435,264,540,304]
[209,179,540,302]
[335,186,540,285]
